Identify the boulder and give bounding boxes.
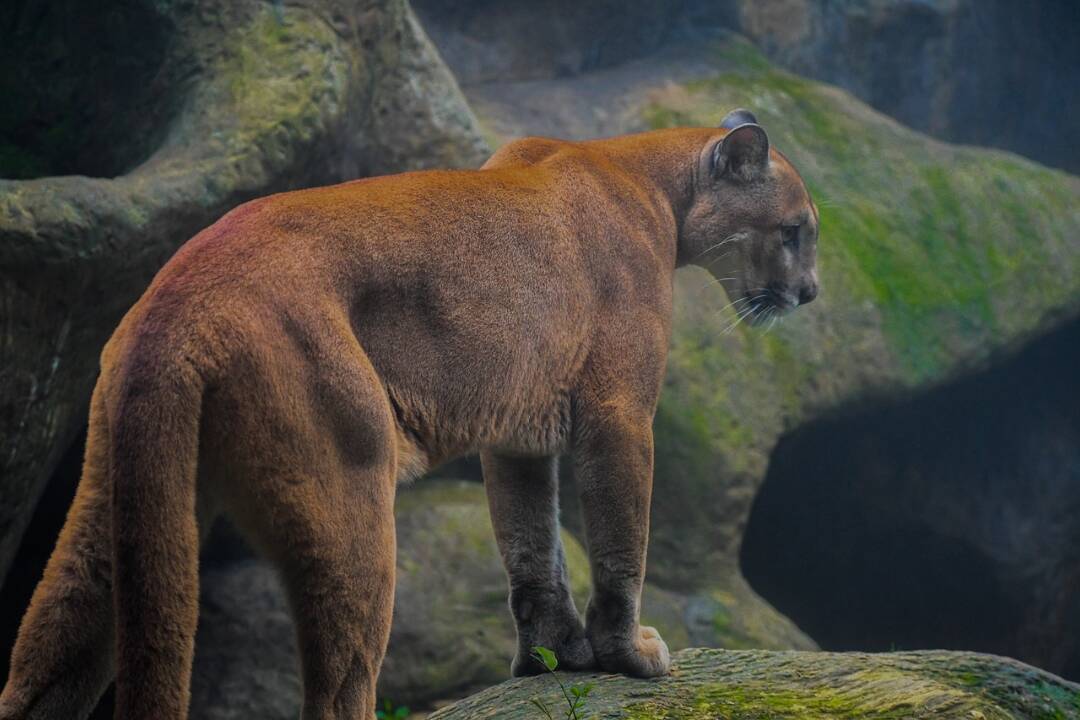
[429,647,1080,719]
[191,557,302,720]
[742,316,1080,679]
[412,0,1079,172]
[0,0,489,587]
[735,0,1080,173]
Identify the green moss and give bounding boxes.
[211,4,347,177]
[644,36,1080,390]
[433,648,1080,719]
[712,36,774,74]
[955,672,982,687]
[623,680,1011,720]
[645,105,697,131]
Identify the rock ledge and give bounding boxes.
[430,647,1080,719]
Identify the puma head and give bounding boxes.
[681,108,820,324]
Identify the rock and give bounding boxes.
[741,315,1080,680]
[0,0,489,587]
[413,0,1079,172]
[735,0,1080,173]
[411,0,724,85]
[639,578,816,655]
[428,647,1080,719]
[191,558,302,720]
[436,29,1080,673]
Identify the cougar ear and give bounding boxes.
[719,108,758,129]
[711,123,770,182]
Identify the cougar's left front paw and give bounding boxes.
[590,624,671,678]
[512,625,596,677]
[510,596,597,676]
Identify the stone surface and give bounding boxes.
[429,647,1080,719]
[735,0,1080,173]
[191,558,302,720]
[412,0,728,85]
[413,0,1080,173]
[0,0,489,587]
[742,315,1080,680]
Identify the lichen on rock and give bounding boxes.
[429,647,1080,719]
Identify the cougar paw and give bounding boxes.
[592,625,671,678]
[512,628,596,677]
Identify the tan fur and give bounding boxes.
[0,121,817,720]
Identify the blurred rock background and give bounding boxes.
[1,0,1078,717]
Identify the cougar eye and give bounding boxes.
[781,224,800,251]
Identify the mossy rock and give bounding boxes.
[429,647,1080,719]
[639,577,815,655]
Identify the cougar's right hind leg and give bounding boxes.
[225,443,398,720]
[270,472,396,720]
[0,390,116,720]
[211,329,400,720]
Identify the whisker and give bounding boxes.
[764,309,780,334]
[715,293,768,320]
[691,275,740,295]
[751,303,768,328]
[691,234,745,262]
[720,302,758,335]
[714,295,751,316]
[748,306,765,330]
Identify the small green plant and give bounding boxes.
[374,698,409,719]
[528,646,595,720]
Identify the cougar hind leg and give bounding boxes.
[224,425,397,719]
[270,470,396,720]
[206,326,399,720]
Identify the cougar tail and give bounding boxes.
[0,385,118,720]
[109,349,206,720]
[1,345,206,720]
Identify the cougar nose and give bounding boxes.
[799,280,819,305]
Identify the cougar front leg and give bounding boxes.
[481,451,595,675]
[573,410,670,677]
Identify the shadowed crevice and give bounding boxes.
[742,316,1080,679]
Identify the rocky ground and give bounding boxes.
[430,648,1080,719]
